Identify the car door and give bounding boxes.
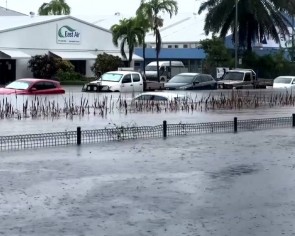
[31,81,58,95]
[205,75,217,89]
[131,73,143,92]
[192,76,203,89]
[120,74,133,92]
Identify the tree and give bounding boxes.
[28,54,74,79]
[198,0,292,52]
[199,37,233,74]
[38,0,70,15]
[136,0,178,82]
[111,18,144,67]
[134,14,152,78]
[91,53,124,77]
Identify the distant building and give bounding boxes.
[0,15,130,84]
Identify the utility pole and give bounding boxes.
[292,16,294,62]
[234,0,238,68]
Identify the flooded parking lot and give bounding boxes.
[1,87,295,235]
[1,86,295,135]
[1,129,295,235]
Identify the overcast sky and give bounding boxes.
[2,0,202,16]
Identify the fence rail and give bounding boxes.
[1,115,294,151]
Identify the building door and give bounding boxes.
[0,60,16,85]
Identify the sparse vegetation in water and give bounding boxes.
[0,90,295,120]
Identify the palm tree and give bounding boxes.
[38,0,70,15]
[198,0,292,52]
[136,0,178,82]
[134,13,151,78]
[111,18,145,67]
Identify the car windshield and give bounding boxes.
[100,73,123,82]
[168,74,196,83]
[145,66,157,71]
[223,72,244,81]
[274,77,293,84]
[5,81,30,90]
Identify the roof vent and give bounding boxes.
[29,11,35,17]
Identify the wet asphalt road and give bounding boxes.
[1,128,295,235]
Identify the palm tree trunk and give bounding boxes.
[247,33,252,52]
[156,33,160,82]
[143,37,146,78]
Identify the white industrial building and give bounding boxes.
[0,15,141,84]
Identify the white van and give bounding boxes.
[83,71,144,92]
[145,61,187,82]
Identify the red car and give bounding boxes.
[0,78,65,95]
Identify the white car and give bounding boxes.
[132,92,186,102]
[82,71,144,93]
[273,76,295,89]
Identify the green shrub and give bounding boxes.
[91,53,124,77]
[56,71,84,81]
[28,54,75,79]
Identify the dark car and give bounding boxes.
[0,78,65,95]
[164,73,217,90]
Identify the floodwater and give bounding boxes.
[0,86,295,135]
[1,86,295,235]
[1,129,295,235]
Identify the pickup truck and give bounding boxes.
[82,71,144,93]
[81,70,164,93]
[217,69,266,89]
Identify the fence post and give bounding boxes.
[234,117,238,133]
[163,120,167,138]
[77,127,81,145]
[293,114,295,127]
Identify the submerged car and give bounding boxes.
[0,78,65,95]
[272,76,295,89]
[164,73,217,90]
[132,92,185,102]
[82,71,144,93]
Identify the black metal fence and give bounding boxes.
[0,115,294,151]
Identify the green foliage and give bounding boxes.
[38,0,70,15]
[240,50,295,79]
[28,54,74,79]
[136,0,178,80]
[91,53,124,77]
[56,71,83,81]
[199,37,233,74]
[111,17,145,65]
[198,0,292,52]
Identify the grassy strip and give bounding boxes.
[60,80,90,86]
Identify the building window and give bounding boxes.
[175,45,178,48]
[168,45,172,48]
[183,44,188,48]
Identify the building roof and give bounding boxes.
[79,12,210,43]
[134,48,206,59]
[145,13,210,43]
[0,6,26,16]
[0,15,111,33]
[74,13,130,30]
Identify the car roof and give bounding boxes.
[134,91,185,99]
[105,71,140,75]
[17,78,58,82]
[229,69,255,73]
[275,76,295,79]
[176,73,199,76]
